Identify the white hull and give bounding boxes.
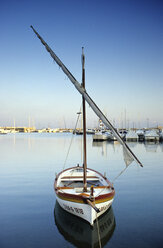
[56,195,113,225]
[93,133,109,141]
[145,137,159,142]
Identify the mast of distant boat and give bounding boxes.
[82,47,87,192]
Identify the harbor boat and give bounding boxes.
[93,130,110,141]
[31,26,143,225]
[93,119,110,141]
[136,129,145,142]
[126,130,139,142]
[145,129,159,142]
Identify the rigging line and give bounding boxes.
[112,166,128,184]
[62,106,82,170]
[62,134,74,170]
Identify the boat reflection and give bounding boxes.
[92,141,108,157]
[144,142,159,153]
[54,201,116,248]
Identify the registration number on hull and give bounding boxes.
[63,204,84,214]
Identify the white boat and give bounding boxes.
[31,26,143,225]
[145,129,159,142]
[93,119,111,141]
[126,130,139,142]
[93,131,110,141]
[54,166,115,225]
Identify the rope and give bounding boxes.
[62,106,81,170]
[112,166,128,184]
[62,133,74,170]
[96,212,102,248]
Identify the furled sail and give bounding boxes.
[30,25,143,167]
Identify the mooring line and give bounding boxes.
[96,212,102,248]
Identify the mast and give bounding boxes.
[82,47,87,192]
[30,25,143,167]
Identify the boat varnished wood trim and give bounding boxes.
[57,186,74,190]
[56,190,115,204]
[79,193,90,197]
[57,194,114,204]
[56,185,112,190]
[93,185,112,189]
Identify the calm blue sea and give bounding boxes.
[0,133,163,248]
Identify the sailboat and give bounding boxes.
[93,119,110,141]
[31,26,143,225]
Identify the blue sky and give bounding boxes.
[0,0,162,128]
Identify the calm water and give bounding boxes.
[0,133,163,248]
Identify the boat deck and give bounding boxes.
[59,179,103,187]
[57,178,112,196]
[56,167,112,196]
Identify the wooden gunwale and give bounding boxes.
[56,189,115,204]
[57,185,112,190]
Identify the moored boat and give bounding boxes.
[31,25,143,226]
[145,129,159,142]
[93,131,110,141]
[126,130,139,142]
[54,166,115,225]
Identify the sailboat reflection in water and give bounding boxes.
[54,201,115,248]
[31,26,143,226]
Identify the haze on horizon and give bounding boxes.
[0,0,162,129]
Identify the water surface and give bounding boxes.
[0,133,163,247]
